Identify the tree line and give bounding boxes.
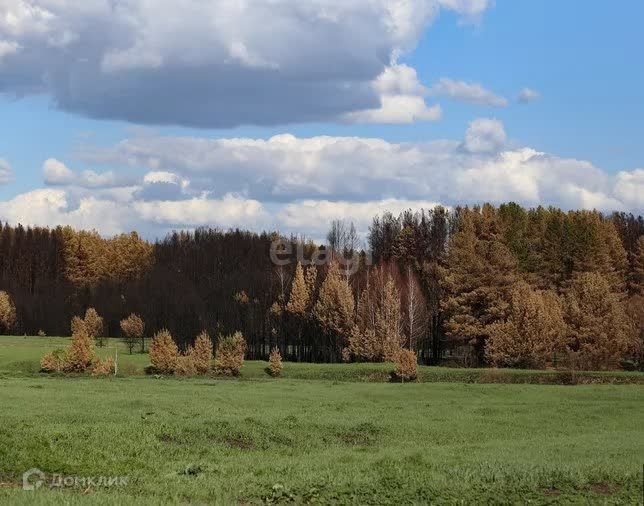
[0,203,642,370]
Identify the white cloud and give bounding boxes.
[0,0,491,128]
[462,118,506,153]
[43,158,133,188]
[0,158,13,184]
[43,158,75,185]
[614,169,644,209]
[517,87,540,104]
[429,78,508,107]
[344,64,442,124]
[2,119,641,238]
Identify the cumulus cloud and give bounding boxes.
[2,119,641,238]
[429,78,508,107]
[517,87,540,103]
[0,158,13,184]
[0,0,492,128]
[43,158,134,188]
[462,118,506,153]
[343,64,442,124]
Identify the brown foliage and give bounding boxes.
[174,355,198,376]
[0,291,16,334]
[63,325,96,372]
[83,308,104,340]
[150,329,179,374]
[92,357,115,377]
[313,261,355,341]
[40,348,66,373]
[394,349,418,382]
[441,207,518,365]
[120,313,144,340]
[563,272,635,370]
[268,347,283,377]
[214,331,247,376]
[349,266,403,362]
[486,281,566,369]
[286,262,310,315]
[190,331,213,374]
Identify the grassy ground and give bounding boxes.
[0,336,643,504]
[1,336,643,384]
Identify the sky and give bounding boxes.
[0,0,642,241]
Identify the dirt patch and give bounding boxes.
[225,436,255,450]
[589,482,620,496]
[157,433,182,444]
[542,487,561,496]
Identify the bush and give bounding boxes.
[190,331,213,374]
[174,355,198,376]
[150,329,179,374]
[63,325,97,372]
[0,291,16,334]
[214,331,246,376]
[92,357,115,377]
[40,348,66,373]
[393,349,418,382]
[268,347,283,377]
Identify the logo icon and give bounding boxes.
[22,468,45,491]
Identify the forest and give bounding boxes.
[0,202,642,370]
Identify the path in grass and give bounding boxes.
[0,375,643,504]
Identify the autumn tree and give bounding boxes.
[563,272,635,370]
[84,308,104,346]
[441,207,517,366]
[394,349,418,382]
[313,261,355,357]
[0,291,16,334]
[349,266,403,362]
[268,347,283,377]
[150,329,179,374]
[486,281,565,369]
[120,313,145,354]
[190,331,213,374]
[63,324,96,372]
[403,267,427,351]
[214,331,247,376]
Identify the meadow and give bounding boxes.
[0,336,643,504]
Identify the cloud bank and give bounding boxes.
[0,119,641,240]
[0,0,492,128]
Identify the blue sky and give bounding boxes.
[0,0,642,237]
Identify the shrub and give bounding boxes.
[63,325,96,372]
[40,348,66,373]
[0,291,16,334]
[92,357,115,377]
[394,349,418,382]
[120,313,145,354]
[174,355,198,376]
[150,329,179,374]
[71,316,86,336]
[214,331,246,376]
[190,331,213,374]
[268,347,283,377]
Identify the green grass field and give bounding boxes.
[0,336,643,504]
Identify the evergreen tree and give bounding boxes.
[313,261,355,356]
[441,208,517,366]
[486,281,565,369]
[564,272,634,370]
